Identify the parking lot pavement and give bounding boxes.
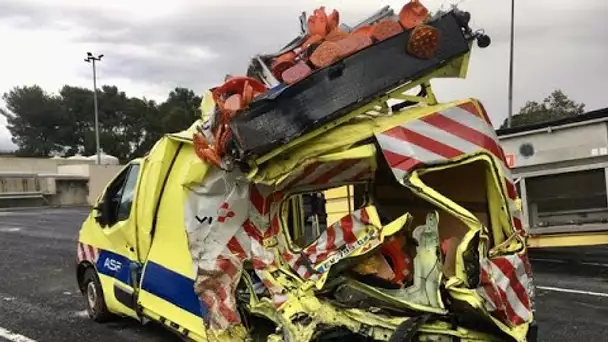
[1,207,608,341]
[0,207,179,342]
[528,247,608,341]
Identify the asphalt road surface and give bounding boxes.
[1,207,608,341]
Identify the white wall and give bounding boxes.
[500,122,608,171]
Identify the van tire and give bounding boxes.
[82,268,114,322]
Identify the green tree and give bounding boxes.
[158,87,202,134]
[1,84,202,162]
[59,85,159,162]
[0,85,68,157]
[501,90,585,129]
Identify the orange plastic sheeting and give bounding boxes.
[371,19,404,42]
[310,41,342,68]
[282,63,312,85]
[399,0,429,29]
[194,77,268,167]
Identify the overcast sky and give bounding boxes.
[1,0,607,151]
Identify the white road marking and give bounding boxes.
[0,327,38,342]
[580,261,608,268]
[530,258,565,264]
[74,310,89,318]
[537,286,608,298]
[0,228,21,233]
[531,258,608,268]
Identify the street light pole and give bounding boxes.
[84,52,104,164]
[507,0,515,128]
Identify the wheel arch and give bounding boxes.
[76,261,97,293]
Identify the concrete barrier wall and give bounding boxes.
[54,180,89,206]
[0,157,61,173]
[0,157,95,173]
[0,159,124,208]
[87,165,124,205]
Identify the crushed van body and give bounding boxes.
[76,1,537,341]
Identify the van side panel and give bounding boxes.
[137,143,207,341]
[135,137,181,263]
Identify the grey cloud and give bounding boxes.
[79,3,379,90]
[0,1,124,31]
[0,117,16,151]
[1,0,607,128]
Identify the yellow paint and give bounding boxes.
[528,232,608,248]
[252,143,377,186]
[199,89,216,122]
[137,143,208,340]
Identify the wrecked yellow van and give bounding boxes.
[76,4,536,342]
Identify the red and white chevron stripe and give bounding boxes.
[477,254,533,326]
[77,242,99,263]
[279,207,376,281]
[244,185,288,307]
[202,183,285,330]
[277,158,374,191]
[201,255,242,330]
[375,101,524,235]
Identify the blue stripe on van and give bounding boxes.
[94,249,207,318]
[96,250,133,285]
[140,261,208,318]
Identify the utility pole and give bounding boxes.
[84,52,104,164]
[507,0,515,128]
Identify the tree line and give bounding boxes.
[499,89,586,129]
[1,85,201,162]
[1,85,586,163]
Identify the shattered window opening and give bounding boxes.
[283,183,368,250]
[415,156,519,252]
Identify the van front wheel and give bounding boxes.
[82,268,114,322]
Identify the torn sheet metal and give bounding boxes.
[374,100,524,235]
[184,168,251,330]
[477,253,533,327]
[184,167,282,332]
[185,168,251,272]
[372,100,535,338]
[274,205,393,289]
[257,144,377,190]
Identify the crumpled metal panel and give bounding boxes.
[476,253,534,327]
[374,100,525,235]
[184,167,279,333]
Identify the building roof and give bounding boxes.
[496,107,608,136]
